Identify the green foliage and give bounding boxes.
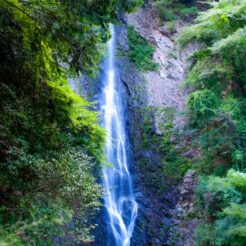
[216,203,246,246]
[0,147,103,245]
[178,0,246,92]
[178,0,246,48]
[188,89,218,126]
[158,8,177,21]
[127,26,158,71]
[166,20,176,33]
[195,170,246,245]
[0,0,143,244]
[153,0,198,22]
[179,0,246,173]
[179,6,198,16]
[194,223,216,246]
[122,0,144,12]
[177,2,246,244]
[162,153,192,184]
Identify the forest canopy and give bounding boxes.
[0,0,143,244]
[178,0,246,244]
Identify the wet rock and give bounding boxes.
[162,217,173,227]
[135,191,145,200]
[113,1,198,245]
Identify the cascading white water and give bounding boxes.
[101,25,138,246]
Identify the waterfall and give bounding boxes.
[101,25,138,246]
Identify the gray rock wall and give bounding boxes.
[114,23,178,245]
[114,2,198,245]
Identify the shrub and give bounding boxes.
[195,170,246,245]
[177,1,246,244]
[188,89,218,127]
[153,0,198,23]
[179,6,198,18]
[161,9,177,21]
[127,26,158,71]
[166,21,176,33]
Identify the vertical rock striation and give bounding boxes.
[114,2,198,245]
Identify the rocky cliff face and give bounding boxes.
[127,2,196,132]
[115,2,198,245]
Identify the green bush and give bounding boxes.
[179,6,198,17]
[122,0,144,12]
[179,0,246,172]
[166,21,177,33]
[176,1,246,244]
[0,0,143,244]
[160,9,177,21]
[178,0,246,92]
[153,0,198,22]
[195,170,246,245]
[194,224,216,246]
[163,157,192,183]
[188,89,218,126]
[127,26,158,71]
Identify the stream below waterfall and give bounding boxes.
[100,25,138,246]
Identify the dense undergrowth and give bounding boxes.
[153,0,199,33]
[177,0,246,244]
[127,26,158,71]
[0,0,142,244]
[129,0,245,245]
[153,0,198,22]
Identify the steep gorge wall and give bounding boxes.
[115,2,197,245]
